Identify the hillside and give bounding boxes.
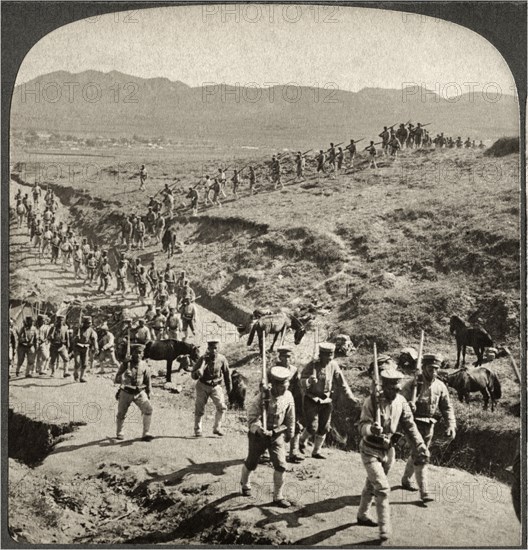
[11,71,518,145]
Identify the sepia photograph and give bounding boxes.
[4,2,525,547]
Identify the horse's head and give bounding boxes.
[293,327,306,345]
[449,315,463,335]
[187,343,200,363]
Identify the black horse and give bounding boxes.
[161,227,178,257]
[117,339,200,383]
[247,312,306,353]
[441,366,501,411]
[449,315,493,368]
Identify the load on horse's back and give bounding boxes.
[247,311,307,352]
[449,315,493,368]
[441,366,501,411]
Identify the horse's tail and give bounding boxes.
[489,371,502,400]
[247,322,257,347]
[479,328,493,348]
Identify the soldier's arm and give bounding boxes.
[284,396,295,442]
[247,395,264,433]
[300,364,317,393]
[400,399,426,450]
[222,359,232,394]
[191,356,204,380]
[359,397,376,437]
[334,364,359,406]
[144,368,152,397]
[114,363,126,384]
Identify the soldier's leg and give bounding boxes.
[59,345,70,376]
[241,432,268,494]
[49,346,58,375]
[116,390,133,439]
[413,423,434,500]
[25,347,36,376]
[269,434,289,503]
[134,391,153,438]
[312,402,332,458]
[299,398,318,451]
[73,350,81,380]
[402,421,431,490]
[289,421,304,462]
[194,382,210,436]
[210,385,227,434]
[16,346,27,376]
[360,452,392,540]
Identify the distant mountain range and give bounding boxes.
[11,70,518,148]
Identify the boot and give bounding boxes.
[142,413,153,441]
[273,471,291,507]
[401,456,418,491]
[415,465,433,502]
[299,428,310,453]
[213,408,225,435]
[194,415,203,437]
[240,464,252,496]
[116,417,125,440]
[312,435,326,459]
[79,367,87,383]
[288,433,304,462]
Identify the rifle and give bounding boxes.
[344,138,364,150]
[411,330,425,404]
[126,325,131,357]
[504,347,521,383]
[364,141,383,150]
[261,332,269,431]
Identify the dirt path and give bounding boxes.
[8,180,521,546]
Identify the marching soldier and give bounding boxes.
[97,322,120,374]
[139,164,148,191]
[166,306,182,339]
[347,139,357,167]
[147,262,160,295]
[396,124,408,149]
[32,181,42,208]
[16,315,38,377]
[9,319,17,375]
[211,177,222,207]
[35,314,51,375]
[73,315,99,382]
[299,343,359,459]
[357,367,428,543]
[48,314,71,377]
[164,263,177,295]
[178,279,196,304]
[114,343,153,441]
[379,127,390,155]
[135,217,146,250]
[151,307,167,340]
[179,298,197,340]
[218,168,227,198]
[240,366,295,507]
[388,132,401,157]
[414,123,424,148]
[155,280,169,311]
[134,318,152,345]
[136,265,149,299]
[456,136,463,148]
[316,150,326,179]
[85,253,97,284]
[336,147,344,172]
[145,206,157,238]
[187,186,199,215]
[366,141,378,169]
[295,152,305,181]
[400,353,456,501]
[191,339,232,437]
[328,143,337,178]
[73,244,83,279]
[97,257,113,294]
[406,123,415,148]
[116,259,128,294]
[232,169,240,200]
[464,137,472,148]
[276,346,305,463]
[248,166,256,195]
[155,212,165,243]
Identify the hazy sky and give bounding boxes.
[16,5,515,96]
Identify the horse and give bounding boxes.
[449,315,493,368]
[116,339,200,383]
[161,227,178,257]
[441,366,501,411]
[247,312,306,353]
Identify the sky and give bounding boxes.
[16,5,516,97]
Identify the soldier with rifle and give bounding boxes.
[400,351,456,501]
[248,166,257,194]
[388,131,401,157]
[365,141,379,169]
[295,152,305,181]
[336,146,344,172]
[357,345,429,543]
[16,315,38,377]
[316,150,326,179]
[73,315,99,383]
[139,164,147,191]
[327,143,337,178]
[240,337,295,508]
[231,169,240,200]
[191,339,232,437]
[345,139,361,167]
[379,127,390,155]
[47,314,71,377]
[396,124,409,149]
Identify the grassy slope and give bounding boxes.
[10,144,522,477]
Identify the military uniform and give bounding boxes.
[166,309,182,339]
[179,299,197,339]
[48,316,71,377]
[400,354,456,499]
[98,324,120,373]
[151,309,167,340]
[115,343,153,440]
[139,165,147,191]
[73,316,99,382]
[300,343,359,458]
[357,368,428,542]
[134,320,152,344]
[16,317,38,377]
[240,366,295,507]
[191,340,231,436]
[35,316,51,375]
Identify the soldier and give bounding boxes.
[357,367,429,543]
[336,147,344,172]
[191,339,232,437]
[73,244,83,279]
[16,315,38,377]
[396,124,409,149]
[151,307,167,340]
[406,123,415,149]
[240,366,295,507]
[61,236,73,267]
[98,257,113,294]
[211,177,222,207]
[218,168,227,198]
[155,280,169,310]
[145,206,157,237]
[114,343,153,441]
[379,127,390,155]
[73,315,99,382]
[48,314,71,377]
[464,137,472,148]
[248,166,256,194]
[32,181,42,208]
[136,265,149,299]
[294,152,305,182]
[299,343,359,458]
[16,199,26,228]
[166,306,182,339]
[388,132,401,157]
[414,123,424,148]
[179,297,197,340]
[327,143,337,178]
[186,186,199,215]
[163,192,175,217]
[42,206,53,226]
[347,139,357,167]
[135,217,146,250]
[134,318,152,344]
[121,216,133,249]
[164,263,177,295]
[155,212,166,243]
[178,279,196,304]
[116,259,128,295]
[478,140,485,149]
[9,319,17,376]
[456,136,463,148]
[231,170,240,200]
[400,353,456,501]
[144,304,156,323]
[97,323,120,374]
[147,262,160,295]
[139,164,148,191]
[41,225,53,257]
[35,314,51,375]
[85,253,97,284]
[366,141,378,169]
[276,346,305,463]
[316,150,326,179]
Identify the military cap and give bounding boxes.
[380,367,404,381]
[270,366,291,382]
[155,307,161,311]
[56,314,65,320]
[100,322,109,330]
[25,315,33,322]
[377,354,392,364]
[319,342,336,354]
[131,343,145,352]
[138,318,145,323]
[82,315,92,323]
[277,346,293,355]
[37,314,44,321]
[207,339,220,347]
[422,353,443,368]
